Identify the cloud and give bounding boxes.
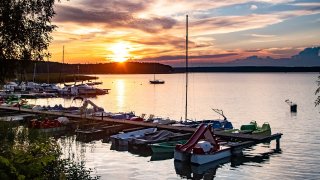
[250,34,276,38]
[250,5,258,10]
[77,0,149,12]
[49,0,320,65]
[54,5,177,33]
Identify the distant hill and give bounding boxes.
[173,47,320,72]
[227,47,320,67]
[6,47,320,76]
[194,47,319,67]
[23,62,174,74]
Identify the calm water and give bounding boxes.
[30,73,320,179]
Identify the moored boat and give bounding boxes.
[174,124,231,165]
[129,130,191,155]
[149,79,165,84]
[224,121,271,136]
[110,128,157,148]
[28,117,69,132]
[150,140,188,153]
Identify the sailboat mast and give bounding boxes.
[58,45,64,84]
[153,61,156,81]
[63,45,65,84]
[185,15,188,121]
[63,45,64,64]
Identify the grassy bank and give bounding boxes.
[16,73,97,84]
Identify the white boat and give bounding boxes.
[4,82,20,92]
[149,57,165,84]
[40,83,62,93]
[152,117,176,125]
[174,124,231,165]
[190,145,231,165]
[110,128,157,147]
[70,84,107,96]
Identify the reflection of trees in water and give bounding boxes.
[59,135,97,163]
[174,149,282,180]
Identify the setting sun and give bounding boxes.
[109,42,131,63]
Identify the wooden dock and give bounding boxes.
[0,105,283,153]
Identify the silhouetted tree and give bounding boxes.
[0,0,58,83]
[316,75,320,107]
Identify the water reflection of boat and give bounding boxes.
[150,152,174,161]
[230,149,281,167]
[174,157,230,180]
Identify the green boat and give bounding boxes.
[150,140,188,153]
[252,122,271,136]
[224,121,271,136]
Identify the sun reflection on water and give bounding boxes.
[115,79,125,112]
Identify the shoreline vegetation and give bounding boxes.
[1,61,319,83]
[17,73,97,84]
[1,61,320,84]
[4,60,320,77]
[0,121,99,179]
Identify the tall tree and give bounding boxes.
[0,0,57,83]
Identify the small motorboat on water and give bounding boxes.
[174,124,232,165]
[149,79,165,84]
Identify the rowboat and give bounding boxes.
[129,130,191,155]
[150,140,188,153]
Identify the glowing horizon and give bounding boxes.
[48,0,320,66]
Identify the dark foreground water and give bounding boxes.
[31,73,320,179]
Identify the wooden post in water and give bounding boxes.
[276,138,281,151]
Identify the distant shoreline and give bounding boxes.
[173,66,320,73]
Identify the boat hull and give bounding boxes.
[151,140,188,153]
[149,80,165,84]
[174,150,191,162]
[174,146,232,165]
[190,147,231,165]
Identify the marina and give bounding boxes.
[1,0,319,178]
[0,104,282,154]
[1,73,319,179]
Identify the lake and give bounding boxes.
[29,73,320,179]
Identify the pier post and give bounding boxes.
[276,138,280,151]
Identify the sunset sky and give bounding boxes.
[49,0,320,66]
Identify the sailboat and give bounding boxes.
[174,15,232,165]
[149,55,165,84]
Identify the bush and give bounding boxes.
[0,121,99,179]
